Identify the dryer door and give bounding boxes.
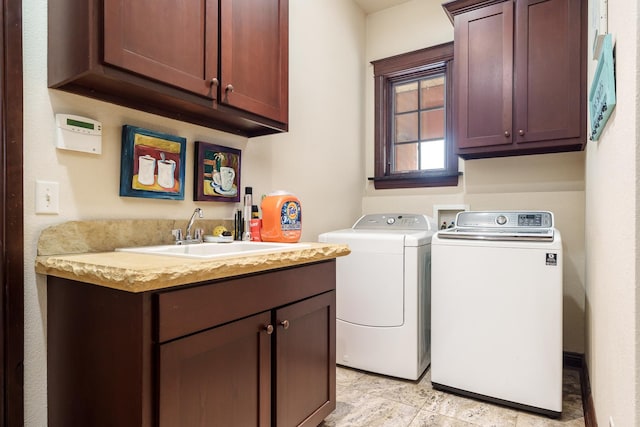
[328,233,405,327]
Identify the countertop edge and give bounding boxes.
[36,243,350,293]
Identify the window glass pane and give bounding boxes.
[394,143,418,172]
[421,76,445,109]
[395,82,418,113]
[420,108,445,140]
[395,112,418,142]
[420,139,445,170]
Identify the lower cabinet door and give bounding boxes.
[158,311,272,427]
[275,291,336,427]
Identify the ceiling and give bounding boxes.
[353,0,413,14]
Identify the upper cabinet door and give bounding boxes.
[454,1,514,149]
[103,0,219,99]
[220,0,289,123]
[513,0,582,145]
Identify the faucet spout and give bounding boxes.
[186,208,203,240]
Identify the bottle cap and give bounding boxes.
[245,187,252,195]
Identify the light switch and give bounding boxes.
[35,180,60,215]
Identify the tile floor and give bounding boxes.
[320,366,585,427]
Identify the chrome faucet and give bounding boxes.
[186,208,203,240]
[173,208,204,244]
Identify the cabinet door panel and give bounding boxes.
[104,0,218,98]
[220,0,288,123]
[159,311,272,427]
[514,0,582,144]
[454,1,513,149]
[275,291,336,427]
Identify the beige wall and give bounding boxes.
[362,0,586,354]
[584,0,640,425]
[22,1,365,425]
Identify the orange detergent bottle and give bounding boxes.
[260,191,302,243]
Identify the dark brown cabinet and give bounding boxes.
[47,261,336,427]
[274,292,336,427]
[158,311,272,426]
[443,0,586,159]
[49,0,288,137]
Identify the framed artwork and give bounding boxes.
[119,125,186,200]
[194,141,241,202]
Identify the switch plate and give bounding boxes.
[35,180,59,214]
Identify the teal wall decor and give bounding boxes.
[589,34,616,142]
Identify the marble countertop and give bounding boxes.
[35,219,350,293]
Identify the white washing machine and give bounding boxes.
[318,213,435,380]
[431,211,563,417]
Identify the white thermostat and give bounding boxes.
[55,114,102,154]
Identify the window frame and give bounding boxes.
[371,42,459,189]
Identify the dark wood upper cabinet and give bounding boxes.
[443,0,586,159]
[220,0,289,124]
[103,0,219,99]
[49,0,288,137]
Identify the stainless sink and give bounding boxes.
[115,241,310,259]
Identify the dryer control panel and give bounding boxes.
[352,214,435,231]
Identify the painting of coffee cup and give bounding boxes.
[122,125,186,200]
[194,141,241,202]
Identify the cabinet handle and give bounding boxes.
[280,320,290,330]
[504,131,510,138]
[518,129,525,136]
[210,78,219,86]
[264,324,274,335]
[226,84,234,93]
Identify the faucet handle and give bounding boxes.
[172,229,183,243]
[194,228,204,241]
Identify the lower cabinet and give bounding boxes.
[47,260,336,427]
[158,311,273,426]
[275,292,336,426]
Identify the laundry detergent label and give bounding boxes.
[280,201,301,231]
[545,253,558,266]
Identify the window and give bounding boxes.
[371,43,459,189]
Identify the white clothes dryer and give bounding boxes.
[318,213,435,380]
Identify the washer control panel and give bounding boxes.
[455,211,554,229]
[352,214,434,231]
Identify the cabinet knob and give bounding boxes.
[518,129,525,136]
[210,78,219,86]
[280,320,290,330]
[504,131,511,138]
[226,84,234,93]
[264,324,274,335]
